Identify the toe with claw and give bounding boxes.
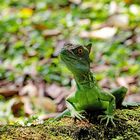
[98,114,116,127]
[71,110,85,120]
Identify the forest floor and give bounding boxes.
[0,106,140,140]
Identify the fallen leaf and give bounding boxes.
[57,101,66,112]
[20,82,38,97]
[109,1,118,15]
[125,76,138,85]
[107,14,129,28]
[136,35,140,43]
[99,78,117,90]
[80,27,117,39]
[43,29,61,38]
[78,19,90,26]
[131,51,140,58]
[46,83,76,111]
[80,2,94,9]
[33,97,57,112]
[116,77,128,88]
[46,83,71,98]
[121,66,129,72]
[53,40,66,57]
[33,24,47,31]
[99,78,111,89]
[91,65,109,72]
[0,80,11,87]
[38,113,59,120]
[46,84,63,99]
[124,93,140,102]
[0,85,18,97]
[69,0,81,4]
[21,96,34,115]
[129,85,139,94]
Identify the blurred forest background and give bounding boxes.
[0,0,140,125]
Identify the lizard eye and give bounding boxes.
[77,48,83,55]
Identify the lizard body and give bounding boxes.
[56,43,134,126]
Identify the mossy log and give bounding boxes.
[0,107,140,140]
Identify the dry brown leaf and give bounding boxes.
[0,85,18,97]
[124,93,140,102]
[33,24,47,31]
[38,113,59,120]
[99,78,117,90]
[120,66,129,72]
[46,84,64,99]
[80,27,117,39]
[34,97,57,112]
[131,50,140,58]
[43,29,61,38]
[109,1,118,15]
[53,40,66,56]
[80,2,94,9]
[99,78,111,89]
[46,84,74,101]
[91,65,109,73]
[78,19,90,26]
[129,85,139,94]
[136,35,140,43]
[21,96,34,115]
[69,0,81,4]
[0,80,11,87]
[46,83,76,111]
[116,76,138,89]
[20,82,38,97]
[107,14,129,28]
[57,101,66,112]
[116,77,129,88]
[125,76,138,84]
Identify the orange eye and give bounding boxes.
[78,48,83,54]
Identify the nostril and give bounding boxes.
[68,49,75,55]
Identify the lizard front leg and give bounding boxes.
[66,92,85,120]
[66,100,85,120]
[98,91,116,127]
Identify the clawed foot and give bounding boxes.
[98,114,116,127]
[71,110,85,120]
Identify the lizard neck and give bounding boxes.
[74,71,97,90]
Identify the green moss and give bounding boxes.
[0,107,140,140]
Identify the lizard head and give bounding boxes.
[60,43,92,75]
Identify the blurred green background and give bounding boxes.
[0,0,140,125]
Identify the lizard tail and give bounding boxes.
[54,109,70,121]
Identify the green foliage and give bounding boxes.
[0,0,140,85]
[0,0,140,125]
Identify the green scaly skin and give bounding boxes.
[55,43,136,127]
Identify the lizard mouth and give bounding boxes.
[60,49,77,62]
[61,54,77,62]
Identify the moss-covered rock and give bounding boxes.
[0,107,140,140]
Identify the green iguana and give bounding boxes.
[55,43,138,127]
